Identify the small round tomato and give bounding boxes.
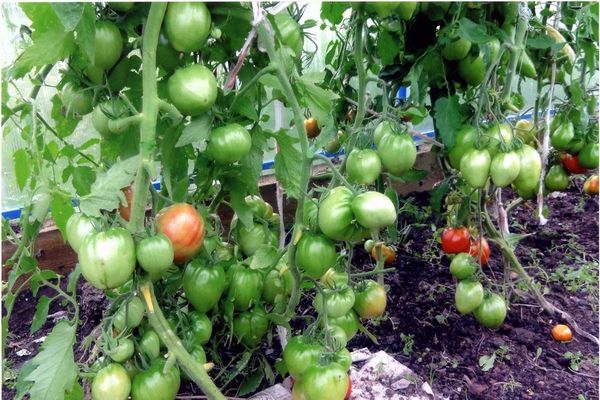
[157,31,182,71]
[92,363,131,400]
[578,142,599,169]
[79,228,136,289]
[131,358,180,400]
[551,324,573,342]
[304,117,321,138]
[484,123,513,158]
[373,120,396,146]
[441,227,470,254]
[449,253,477,280]
[346,149,382,185]
[186,311,212,346]
[514,119,536,144]
[490,151,521,188]
[156,203,205,263]
[139,329,161,361]
[473,293,507,329]
[314,285,356,318]
[61,82,93,118]
[351,191,397,230]
[561,153,587,174]
[469,237,490,266]
[167,64,217,116]
[377,131,417,176]
[544,165,570,191]
[228,265,263,311]
[458,52,485,85]
[296,233,338,279]
[455,280,484,314]
[136,233,174,277]
[94,21,123,70]
[370,244,395,264]
[113,296,145,331]
[583,175,599,195]
[66,213,96,254]
[109,338,135,363]
[353,280,387,319]
[448,125,477,169]
[233,305,270,347]
[164,2,211,52]
[118,186,133,221]
[207,124,252,164]
[292,362,349,400]
[460,148,491,188]
[183,259,226,312]
[551,121,575,151]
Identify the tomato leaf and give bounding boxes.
[238,368,264,397]
[13,149,31,191]
[434,96,467,149]
[71,166,95,196]
[12,30,75,79]
[50,94,79,138]
[266,313,291,331]
[50,3,84,31]
[320,2,348,25]
[176,113,213,147]
[74,3,96,64]
[50,192,75,241]
[249,245,279,270]
[228,178,254,228]
[240,126,269,193]
[458,18,492,44]
[377,30,399,66]
[274,130,302,199]
[30,295,51,334]
[405,61,428,105]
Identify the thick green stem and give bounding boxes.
[501,14,528,102]
[313,153,356,194]
[351,267,395,278]
[108,114,143,133]
[352,7,367,129]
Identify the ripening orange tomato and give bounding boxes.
[583,175,598,195]
[370,244,396,265]
[118,186,133,221]
[551,324,573,342]
[304,117,320,138]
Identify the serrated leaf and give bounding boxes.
[75,4,96,64]
[249,245,279,270]
[21,3,63,36]
[228,178,253,228]
[50,192,74,240]
[79,156,139,217]
[24,321,78,400]
[320,2,348,25]
[51,95,78,138]
[31,295,51,334]
[267,313,291,331]
[13,149,31,191]
[526,34,555,49]
[505,232,532,248]
[231,95,258,120]
[378,30,399,66]
[274,130,302,199]
[405,61,427,105]
[30,190,51,223]
[240,126,268,192]
[13,30,75,79]
[51,3,84,31]
[238,368,264,397]
[297,75,339,125]
[479,354,496,371]
[71,166,95,196]
[434,96,466,149]
[176,114,213,147]
[458,18,492,44]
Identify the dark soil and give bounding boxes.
[3,185,599,400]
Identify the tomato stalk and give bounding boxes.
[313,153,357,194]
[352,6,367,130]
[500,12,528,104]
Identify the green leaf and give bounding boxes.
[249,246,279,270]
[387,169,428,182]
[79,156,139,217]
[176,114,213,147]
[274,130,303,199]
[479,353,496,372]
[320,2,348,25]
[21,3,63,36]
[30,190,51,224]
[72,166,96,196]
[434,96,466,148]
[526,35,555,49]
[267,313,292,331]
[231,95,258,120]
[51,95,78,138]
[377,30,399,66]
[24,321,78,400]
[50,3,84,31]
[458,18,492,44]
[384,187,399,242]
[13,30,75,79]
[297,75,339,125]
[67,265,81,294]
[240,126,268,193]
[13,149,31,191]
[50,192,75,241]
[160,123,189,201]
[74,4,96,64]
[64,381,83,400]
[228,178,253,228]
[238,368,264,397]
[31,295,51,334]
[405,61,427,105]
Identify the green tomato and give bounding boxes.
[139,329,161,361]
[373,120,398,146]
[94,21,123,70]
[292,362,349,400]
[157,31,182,71]
[318,187,369,242]
[109,338,135,363]
[228,265,263,311]
[272,13,303,58]
[351,191,397,230]
[79,228,136,289]
[233,306,270,347]
[91,99,128,138]
[333,348,352,371]
[183,259,226,312]
[513,144,542,191]
[458,52,485,86]
[449,253,477,280]
[518,51,538,79]
[262,266,293,304]
[186,311,212,346]
[136,234,174,277]
[107,56,131,93]
[66,213,96,253]
[420,2,450,21]
[283,336,323,380]
[296,233,338,279]
[327,310,360,341]
[448,125,477,169]
[396,2,417,20]
[85,64,104,85]
[460,148,491,188]
[484,123,513,157]
[167,64,217,116]
[92,363,131,400]
[377,132,417,176]
[567,136,586,155]
[544,165,569,191]
[245,195,273,219]
[131,358,180,400]
[314,285,356,318]
[346,149,382,185]
[578,142,599,169]
[551,121,575,151]
[181,345,207,381]
[353,280,387,319]
[302,199,319,230]
[109,2,134,12]
[455,280,484,314]
[324,325,348,350]
[490,151,521,188]
[207,124,252,164]
[113,296,145,331]
[61,82,93,118]
[441,36,472,61]
[235,221,277,257]
[164,2,211,52]
[473,292,507,329]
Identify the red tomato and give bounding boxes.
[469,237,490,265]
[561,153,587,174]
[156,203,205,263]
[118,186,133,221]
[441,227,471,254]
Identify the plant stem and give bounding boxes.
[2,64,53,124]
[229,65,276,111]
[351,268,395,278]
[352,7,367,130]
[312,153,356,194]
[501,13,528,102]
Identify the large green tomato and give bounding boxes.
[296,233,338,279]
[327,310,360,340]
[262,264,293,303]
[136,233,174,277]
[578,142,599,169]
[61,82,93,118]
[377,131,417,175]
[167,64,217,116]
[92,363,131,400]
[473,293,507,329]
[183,259,226,312]
[458,52,485,85]
[139,329,160,361]
[314,285,355,318]
[317,187,368,241]
[292,362,349,400]
[460,148,491,188]
[544,165,569,191]
[66,213,96,253]
[351,191,397,230]
[79,228,136,289]
[448,125,477,169]
[113,296,145,331]
[490,151,521,187]
[94,21,123,70]
[207,124,252,164]
[131,358,180,400]
[186,311,212,346]
[228,265,263,310]
[233,306,270,347]
[283,336,323,379]
[346,149,382,185]
[164,2,211,52]
[353,279,387,319]
[109,338,135,363]
[91,99,128,138]
[513,144,542,191]
[449,253,477,280]
[551,121,575,151]
[272,13,303,57]
[157,32,182,71]
[455,280,484,314]
[441,36,472,61]
[484,123,513,157]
